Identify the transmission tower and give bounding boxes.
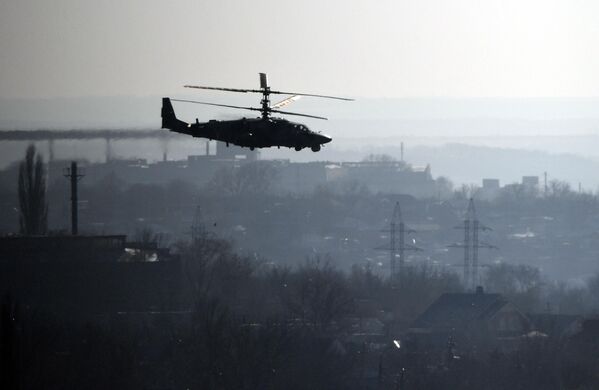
[377,202,421,286]
[448,198,496,290]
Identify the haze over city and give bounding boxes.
[3,1,599,186]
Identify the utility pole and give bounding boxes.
[449,198,496,290]
[63,161,84,235]
[191,204,206,241]
[378,202,421,286]
[104,137,112,163]
[47,139,54,162]
[400,141,404,163]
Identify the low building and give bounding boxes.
[0,235,187,318]
[407,287,530,357]
[528,313,581,338]
[562,318,599,388]
[0,235,126,263]
[482,178,500,190]
[274,160,328,193]
[327,161,437,197]
[522,176,539,187]
[480,178,501,200]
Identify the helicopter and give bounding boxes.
[161,73,352,152]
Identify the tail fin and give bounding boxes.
[161,97,187,130]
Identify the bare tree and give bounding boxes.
[484,263,542,312]
[18,145,47,235]
[285,256,354,330]
[362,153,398,164]
[547,179,572,198]
[206,162,278,197]
[436,176,454,199]
[454,183,480,200]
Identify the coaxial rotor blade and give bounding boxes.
[271,95,301,109]
[269,90,354,101]
[171,98,328,120]
[269,109,328,120]
[183,85,264,93]
[171,99,262,112]
[183,84,354,101]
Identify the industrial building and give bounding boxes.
[28,142,441,197]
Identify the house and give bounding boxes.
[0,235,188,318]
[562,318,599,388]
[407,287,530,357]
[528,313,581,339]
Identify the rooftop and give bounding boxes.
[412,288,507,330]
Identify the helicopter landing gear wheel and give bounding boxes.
[294,146,302,151]
[311,145,321,152]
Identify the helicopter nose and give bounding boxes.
[319,134,332,144]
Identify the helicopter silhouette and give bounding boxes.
[161,73,352,152]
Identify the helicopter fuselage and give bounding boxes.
[162,98,331,151]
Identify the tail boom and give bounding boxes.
[161,97,189,133]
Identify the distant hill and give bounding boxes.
[2,95,599,135]
[261,140,599,190]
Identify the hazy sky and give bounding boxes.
[1,0,599,99]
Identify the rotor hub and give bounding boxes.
[260,87,271,119]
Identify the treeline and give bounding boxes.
[1,234,461,389]
[485,262,599,315]
[176,234,462,332]
[4,234,599,389]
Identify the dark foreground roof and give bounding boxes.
[0,235,126,262]
[412,291,506,330]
